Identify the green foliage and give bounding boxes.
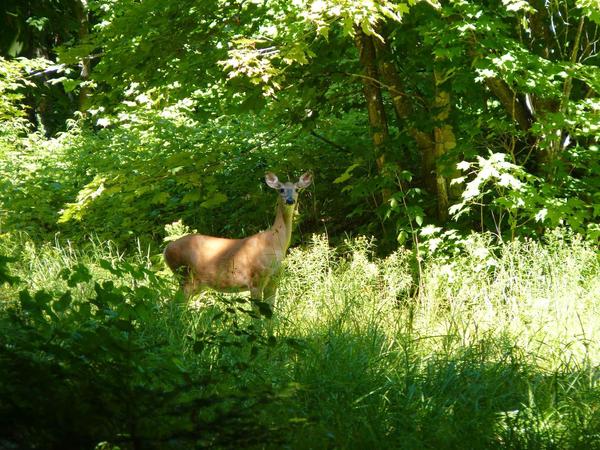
[220,0,416,95]
[0,132,74,239]
[1,231,600,448]
[0,57,73,239]
[376,0,600,241]
[0,237,282,449]
[450,153,540,237]
[2,0,600,247]
[273,232,600,447]
[1,0,83,58]
[0,255,19,286]
[0,57,49,130]
[4,0,599,246]
[450,151,600,240]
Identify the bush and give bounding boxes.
[0,237,281,449]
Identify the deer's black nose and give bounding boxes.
[286,199,295,205]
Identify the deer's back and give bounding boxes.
[164,232,278,289]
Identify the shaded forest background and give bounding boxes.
[1,0,598,249]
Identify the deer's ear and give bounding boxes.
[265,172,281,189]
[296,172,313,189]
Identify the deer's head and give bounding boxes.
[265,172,312,205]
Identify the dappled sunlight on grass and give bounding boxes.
[277,232,599,366]
[1,231,599,448]
[268,232,600,447]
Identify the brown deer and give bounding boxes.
[163,172,312,304]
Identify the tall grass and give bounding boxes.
[268,231,600,448]
[1,230,599,448]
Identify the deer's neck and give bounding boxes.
[270,198,295,254]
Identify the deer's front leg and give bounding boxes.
[181,269,204,300]
[250,287,263,301]
[182,278,199,299]
[262,278,278,306]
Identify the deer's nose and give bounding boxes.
[286,198,295,205]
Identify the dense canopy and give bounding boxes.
[1,0,598,247]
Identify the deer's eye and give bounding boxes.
[279,188,284,193]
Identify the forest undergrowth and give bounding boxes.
[1,231,599,449]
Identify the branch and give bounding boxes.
[485,77,532,131]
[559,15,586,114]
[310,130,348,152]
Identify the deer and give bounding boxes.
[163,172,312,306]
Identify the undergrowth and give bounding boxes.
[0,230,599,449]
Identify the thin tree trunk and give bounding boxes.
[534,13,584,179]
[372,36,439,202]
[354,29,391,202]
[547,15,586,168]
[373,38,411,120]
[373,34,460,221]
[432,70,457,223]
[74,0,91,111]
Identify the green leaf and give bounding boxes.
[181,190,201,204]
[0,255,19,286]
[35,290,53,305]
[66,264,93,287]
[397,230,408,244]
[151,191,170,204]
[255,301,273,319]
[98,259,123,276]
[53,291,72,312]
[334,163,360,184]
[62,79,81,93]
[192,341,205,353]
[200,192,227,208]
[19,290,38,313]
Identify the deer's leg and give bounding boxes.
[182,281,196,299]
[181,270,201,300]
[262,278,278,306]
[250,287,263,301]
[250,285,277,319]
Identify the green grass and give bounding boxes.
[260,232,600,449]
[1,231,599,449]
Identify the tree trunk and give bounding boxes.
[372,36,438,201]
[354,29,391,202]
[544,15,586,178]
[373,38,410,121]
[375,48,456,222]
[374,50,436,202]
[432,69,457,223]
[74,0,91,111]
